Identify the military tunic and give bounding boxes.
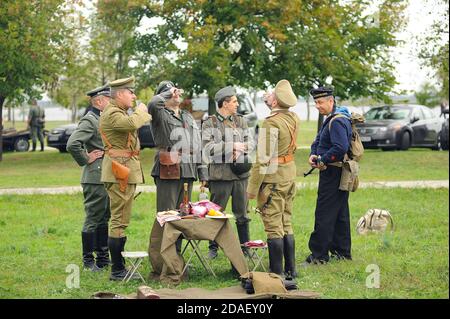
[247,109,300,239]
[99,99,151,238]
[307,111,352,263]
[28,104,45,150]
[67,108,110,232]
[147,93,207,212]
[202,113,251,224]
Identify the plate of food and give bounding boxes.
[205,213,234,219]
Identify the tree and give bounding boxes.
[50,8,94,123]
[415,82,441,107]
[89,0,142,82]
[135,0,406,116]
[0,0,76,161]
[418,0,449,102]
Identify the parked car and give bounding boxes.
[440,107,449,150]
[355,104,444,151]
[47,123,155,153]
[2,128,32,152]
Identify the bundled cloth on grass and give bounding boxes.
[92,285,320,299]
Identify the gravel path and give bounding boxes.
[0,180,447,195]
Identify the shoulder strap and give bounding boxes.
[328,114,347,130]
[99,127,132,150]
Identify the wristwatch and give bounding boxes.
[317,155,325,168]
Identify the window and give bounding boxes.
[421,107,435,119]
[237,95,252,115]
[365,107,410,120]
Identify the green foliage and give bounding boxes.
[415,82,441,107]
[0,0,76,105]
[134,0,406,101]
[418,0,449,101]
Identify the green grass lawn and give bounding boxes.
[0,147,448,188]
[0,188,447,298]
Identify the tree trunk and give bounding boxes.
[71,95,77,123]
[317,114,324,133]
[208,95,216,116]
[7,105,11,122]
[252,90,257,107]
[0,96,5,162]
[306,96,311,122]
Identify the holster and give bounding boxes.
[159,150,181,180]
[111,160,130,193]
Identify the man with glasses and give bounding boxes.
[247,80,300,278]
[67,85,112,272]
[99,76,151,281]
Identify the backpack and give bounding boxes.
[356,209,394,235]
[329,112,365,162]
[329,112,365,192]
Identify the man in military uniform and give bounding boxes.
[99,76,151,281]
[304,87,353,265]
[67,85,111,271]
[147,81,207,253]
[247,80,300,278]
[202,86,252,259]
[28,99,45,152]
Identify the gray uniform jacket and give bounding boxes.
[147,94,208,181]
[67,109,104,184]
[202,113,252,181]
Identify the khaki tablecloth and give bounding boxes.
[149,218,249,285]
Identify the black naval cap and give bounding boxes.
[310,87,334,99]
[86,84,111,98]
[156,80,175,95]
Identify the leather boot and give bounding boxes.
[32,142,36,152]
[108,236,127,280]
[176,236,183,255]
[283,234,298,279]
[236,222,250,256]
[81,232,98,271]
[267,238,284,275]
[95,226,110,269]
[208,241,218,259]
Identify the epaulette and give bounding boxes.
[265,113,280,120]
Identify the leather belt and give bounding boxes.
[106,149,140,158]
[328,162,343,167]
[269,153,294,164]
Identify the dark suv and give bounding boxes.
[356,104,444,151]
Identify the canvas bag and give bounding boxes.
[159,150,181,179]
[241,272,289,294]
[356,209,394,235]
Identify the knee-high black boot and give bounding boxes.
[95,226,110,269]
[283,234,298,279]
[236,222,250,256]
[267,238,284,275]
[108,236,127,280]
[81,231,96,270]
